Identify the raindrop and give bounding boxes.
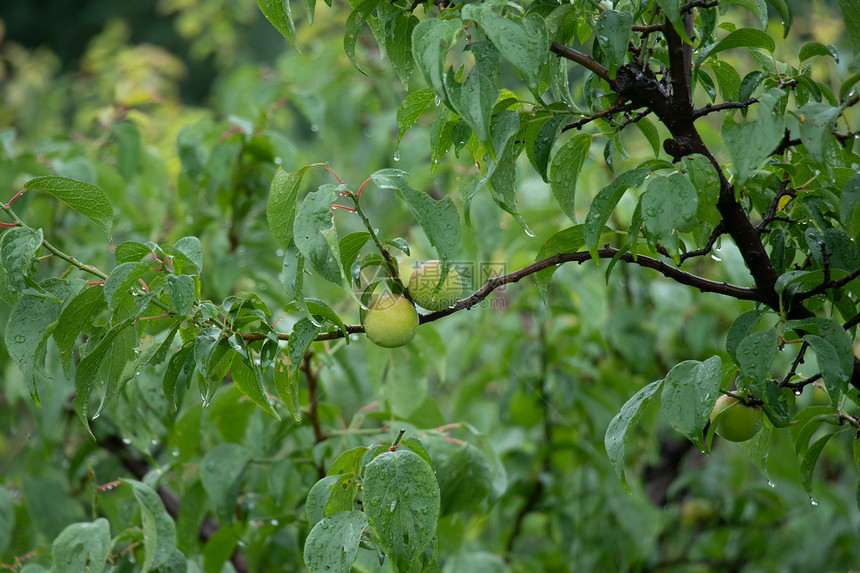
[523,227,536,238]
[150,439,158,446]
[710,253,721,261]
[809,497,819,506]
[767,481,776,488]
[172,449,180,457]
[434,95,441,106]
[369,497,381,507]
[389,500,397,513]
[393,150,400,162]
[274,157,282,165]
[794,389,802,396]
[310,124,320,132]
[122,438,132,445]
[270,519,279,526]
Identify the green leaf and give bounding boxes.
[229,337,280,419]
[5,292,64,394]
[785,318,854,395]
[660,356,722,451]
[792,102,841,162]
[163,342,195,410]
[371,169,460,262]
[725,310,763,363]
[412,18,462,106]
[74,318,135,439]
[584,167,649,261]
[280,239,305,301]
[103,261,150,313]
[735,328,777,392]
[799,41,839,63]
[640,172,698,253]
[123,479,177,571]
[267,167,308,248]
[698,28,776,67]
[605,379,663,492]
[306,475,340,527]
[51,518,111,573]
[166,274,195,316]
[705,60,741,101]
[462,5,548,89]
[294,185,341,285]
[524,113,569,183]
[115,241,153,264]
[766,0,792,37]
[801,432,837,496]
[200,443,249,525]
[428,438,491,516]
[24,176,113,235]
[596,10,633,77]
[303,511,368,573]
[443,42,500,150]
[167,236,203,275]
[0,226,43,293]
[363,449,440,573]
[344,0,381,75]
[488,111,525,227]
[257,0,300,52]
[54,285,106,374]
[397,89,436,147]
[387,13,419,89]
[549,133,592,222]
[634,116,661,157]
[306,298,347,334]
[339,232,371,278]
[721,91,785,185]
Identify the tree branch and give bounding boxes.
[550,42,611,83]
[692,98,759,119]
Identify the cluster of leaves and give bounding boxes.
[3,0,860,572]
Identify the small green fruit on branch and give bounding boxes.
[362,294,419,348]
[709,395,763,443]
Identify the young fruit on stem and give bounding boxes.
[362,294,419,348]
[709,394,764,442]
[407,260,464,311]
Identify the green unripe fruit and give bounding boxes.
[362,294,419,348]
[709,395,763,442]
[407,260,464,311]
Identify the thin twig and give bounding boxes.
[692,98,759,120]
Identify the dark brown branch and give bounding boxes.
[550,42,611,83]
[756,176,795,233]
[561,100,635,133]
[693,98,759,119]
[779,341,811,387]
[794,266,860,302]
[241,248,758,344]
[631,24,663,34]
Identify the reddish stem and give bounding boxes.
[0,221,17,227]
[6,188,27,207]
[356,177,373,198]
[87,281,106,286]
[331,204,356,212]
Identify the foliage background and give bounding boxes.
[0,0,859,571]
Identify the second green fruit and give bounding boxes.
[407,260,464,311]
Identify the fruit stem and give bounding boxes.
[391,428,406,448]
[348,190,405,293]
